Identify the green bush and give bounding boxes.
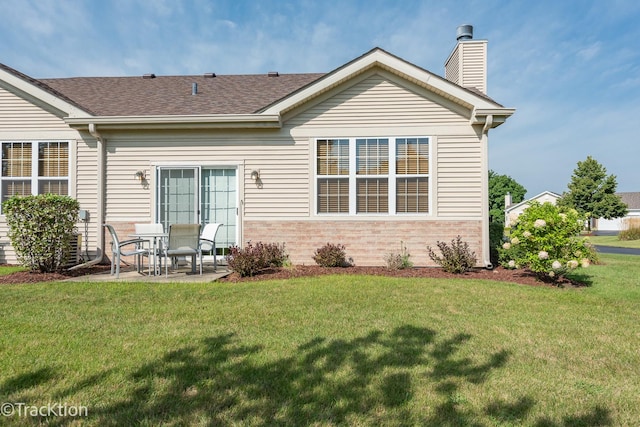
[427,236,477,274]
[498,202,595,282]
[619,226,640,241]
[3,194,79,272]
[226,242,288,277]
[313,243,349,267]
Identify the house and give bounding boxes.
[595,192,640,232]
[0,25,514,268]
[504,191,561,228]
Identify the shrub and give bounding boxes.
[619,226,640,241]
[226,242,288,277]
[498,202,595,282]
[384,241,413,270]
[3,194,79,272]
[313,243,349,267]
[427,236,477,274]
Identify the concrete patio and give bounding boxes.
[65,262,231,283]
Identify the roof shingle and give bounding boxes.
[39,73,325,116]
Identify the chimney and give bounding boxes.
[505,192,512,208]
[444,24,487,94]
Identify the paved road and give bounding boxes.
[594,245,640,255]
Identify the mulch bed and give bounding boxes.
[218,265,586,288]
[0,264,586,288]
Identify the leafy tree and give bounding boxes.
[557,156,627,230]
[488,170,527,224]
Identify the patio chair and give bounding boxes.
[104,224,150,278]
[200,223,223,271]
[134,223,165,274]
[163,223,202,276]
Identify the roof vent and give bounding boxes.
[142,73,156,79]
[268,71,279,77]
[456,25,473,41]
[203,73,216,78]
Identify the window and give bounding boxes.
[316,137,429,215]
[1,141,69,205]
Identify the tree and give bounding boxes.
[488,170,527,224]
[557,156,627,230]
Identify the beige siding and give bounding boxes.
[0,86,72,134]
[0,87,93,263]
[287,73,468,129]
[436,135,483,217]
[460,42,487,94]
[102,131,310,220]
[445,46,460,85]
[444,40,487,94]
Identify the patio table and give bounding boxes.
[129,232,168,276]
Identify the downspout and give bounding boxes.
[68,123,105,269]
[481,114,494,269]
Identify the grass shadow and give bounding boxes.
[59,326,611,426]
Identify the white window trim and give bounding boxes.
[314,136,431,216]
[0,140,71,205]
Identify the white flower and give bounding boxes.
[552,260,562,270]
[549,271,555,278]
[523,231,532,238]
[502,242,511,250]
[510,237,520,245]
[567,260,579,269]
[538,251,549,260]
[581,258,590,268]
[508,260,516,268]
[559,213,567,220]
[534,219,547,228]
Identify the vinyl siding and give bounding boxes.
[287,73,468,128]
[460,42,486,93]
[0,86,71,134]
[0,87,90,263]
[102,131,311,220]
[436,135,483,217]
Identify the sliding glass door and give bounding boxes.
[157,166,237,254]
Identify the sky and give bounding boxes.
[1,0,639,198]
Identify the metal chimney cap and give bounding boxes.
[456,25,473,41]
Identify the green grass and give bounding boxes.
[0,265,27,275]
[585,234,640,248]
[1,254,639,426]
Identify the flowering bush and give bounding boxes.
[498,202,596,282]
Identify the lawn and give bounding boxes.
[1,254,639,426]
[586,234,640,249]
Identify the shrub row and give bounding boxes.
[227,239,479,276]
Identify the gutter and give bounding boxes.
[68,123,105,269]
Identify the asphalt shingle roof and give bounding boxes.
[39,73,325,116]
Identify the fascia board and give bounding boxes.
[65,114,282,130]
[0,68,92,118]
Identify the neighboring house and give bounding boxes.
[0,26,514,267]
[504,191,561,228]
[595,192,640,232]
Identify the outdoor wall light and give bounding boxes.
[250,170,260,181]
[134,170,146,181]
